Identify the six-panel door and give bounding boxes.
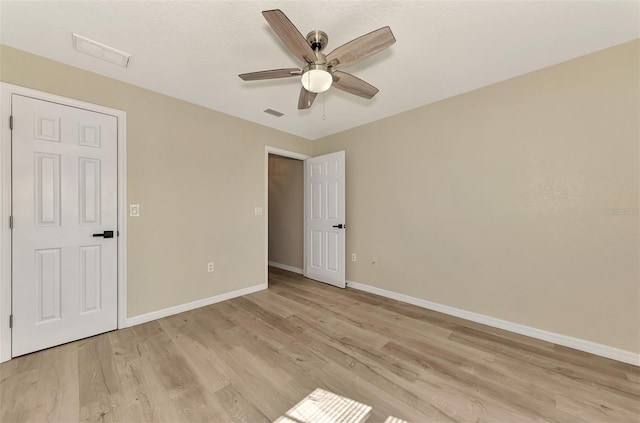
[305,151,346,288]
[12,95,118,357]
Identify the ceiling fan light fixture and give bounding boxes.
[301,68,332,93]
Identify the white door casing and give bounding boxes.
[11,94,118,356]
[305,151,346,288]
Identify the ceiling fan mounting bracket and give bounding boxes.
[306,30,329,52]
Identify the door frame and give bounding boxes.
[0,82,128,363]
[264,146,310,286]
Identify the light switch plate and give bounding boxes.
[129,204,140,217]
[254,207,263,216]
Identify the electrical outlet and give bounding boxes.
[371,258,378,267]
[254,207,263,216]
[207,262,214,273]
[351,253,357,262]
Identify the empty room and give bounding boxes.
[0,1,638,422]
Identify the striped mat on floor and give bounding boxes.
[274,388,410,423]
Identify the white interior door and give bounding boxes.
[12,94,118,357]
[305,151,346,288]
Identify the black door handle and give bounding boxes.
[332,224,345,229]
[93,230,114,239]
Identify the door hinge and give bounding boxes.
[9,314,12,329]
[9,115,13,131]
[9,216,13,229]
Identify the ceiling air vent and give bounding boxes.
[263,108,285,117]
[72,33,131,67]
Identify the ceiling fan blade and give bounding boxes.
[332,71,379,99]
[327,26,396,70]
[298,87,317,109]
[239,68,301,81]
[263,9,317,64]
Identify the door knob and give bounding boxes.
[332,224,345,229]
[92,230,114,239]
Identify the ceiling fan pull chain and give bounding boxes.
[322,92,327,120]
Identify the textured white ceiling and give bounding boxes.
[1,1,638,140]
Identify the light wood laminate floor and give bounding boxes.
[1,268,639,422]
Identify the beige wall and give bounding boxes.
[268,155,304,269]
[2,39,638,355]
[0,45,313,317]
[314,40,640,354]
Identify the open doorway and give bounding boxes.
[264,147,310,286]
[268,153,304,274]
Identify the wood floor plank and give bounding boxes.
[32,342,80,422]
[78,334,122,422]
[449,327,640,398]
[0,351,42,422]
[157,319,232,394]
[1,267,638,423]
[213,383,270,423]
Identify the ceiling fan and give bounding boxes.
[239,9,396,110]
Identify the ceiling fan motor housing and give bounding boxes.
[306,50,328,67]
[306,30,329,52]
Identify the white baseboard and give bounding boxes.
[268,261,303,274]
[126,282,267,327]
[346,280,639,366]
